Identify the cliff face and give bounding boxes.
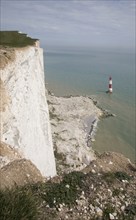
[0,32,56,177]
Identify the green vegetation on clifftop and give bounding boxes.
[0,31,38,47]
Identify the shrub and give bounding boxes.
[42,171,85,208]
[114,171,131,181]
[103,171,131,183]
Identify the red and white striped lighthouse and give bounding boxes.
[108,76,113,93]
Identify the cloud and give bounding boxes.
[1,0,135,49]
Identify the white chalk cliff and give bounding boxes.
[0,31,56,177]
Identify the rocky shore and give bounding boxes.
[47,91,103,174]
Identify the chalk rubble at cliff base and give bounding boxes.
[47,92,103,174]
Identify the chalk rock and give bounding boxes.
[109,213,115,219]
[0,31,56,177]
[96,207,103,217]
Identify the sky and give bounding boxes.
[1,0,135,50]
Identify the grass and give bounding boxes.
[0,31,37,47]
[0,187,38,220]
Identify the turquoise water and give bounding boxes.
[44,47,136,162]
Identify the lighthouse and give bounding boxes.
[108,76,113,93]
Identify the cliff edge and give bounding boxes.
[0,31,56,177]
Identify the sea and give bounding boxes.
[43,46,136,163]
